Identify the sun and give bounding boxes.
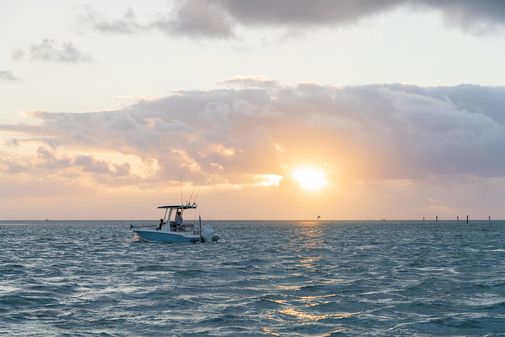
[292,166,328,191]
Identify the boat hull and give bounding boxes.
[133,229,200,243]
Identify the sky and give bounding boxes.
[2,0,505,220]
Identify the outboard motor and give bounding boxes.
[201,225,219,243]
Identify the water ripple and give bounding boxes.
[1,220,505,336]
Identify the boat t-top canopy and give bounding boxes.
[157,204,197,209]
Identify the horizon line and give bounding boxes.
[0,218,502,222]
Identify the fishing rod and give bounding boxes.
[187,183,197,205]
[188,179,203,205]
[179,173,183,206]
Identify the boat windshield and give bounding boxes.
[159,204,198,232]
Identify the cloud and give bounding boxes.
[425,0,505,32]
[78,6,141,34]
[2,82,505,189]
[219,75,279,89]
[0,70,20,82]
[78,1,233,38]
[153,0,234,38]
[163,0,505,37]
[0,145,134,183]
[13,39,92,63]
[76,1,505,39]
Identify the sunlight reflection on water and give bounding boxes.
[1,220,505,336]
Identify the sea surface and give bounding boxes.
[1,220,505,336]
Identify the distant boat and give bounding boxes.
[130,203,219,243]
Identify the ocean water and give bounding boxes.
[1,220,505,336]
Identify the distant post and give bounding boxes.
[466,215,469,223]
[436,216,438,222]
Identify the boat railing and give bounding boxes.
[129,223,157,230]
[130,222,200,235]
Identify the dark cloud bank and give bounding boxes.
[82,0,505,37]
[2,82,505,184]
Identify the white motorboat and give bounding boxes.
[131,203,219,243]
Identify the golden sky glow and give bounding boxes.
[2,1,505,219]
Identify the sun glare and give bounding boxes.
[292,167,328,191]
